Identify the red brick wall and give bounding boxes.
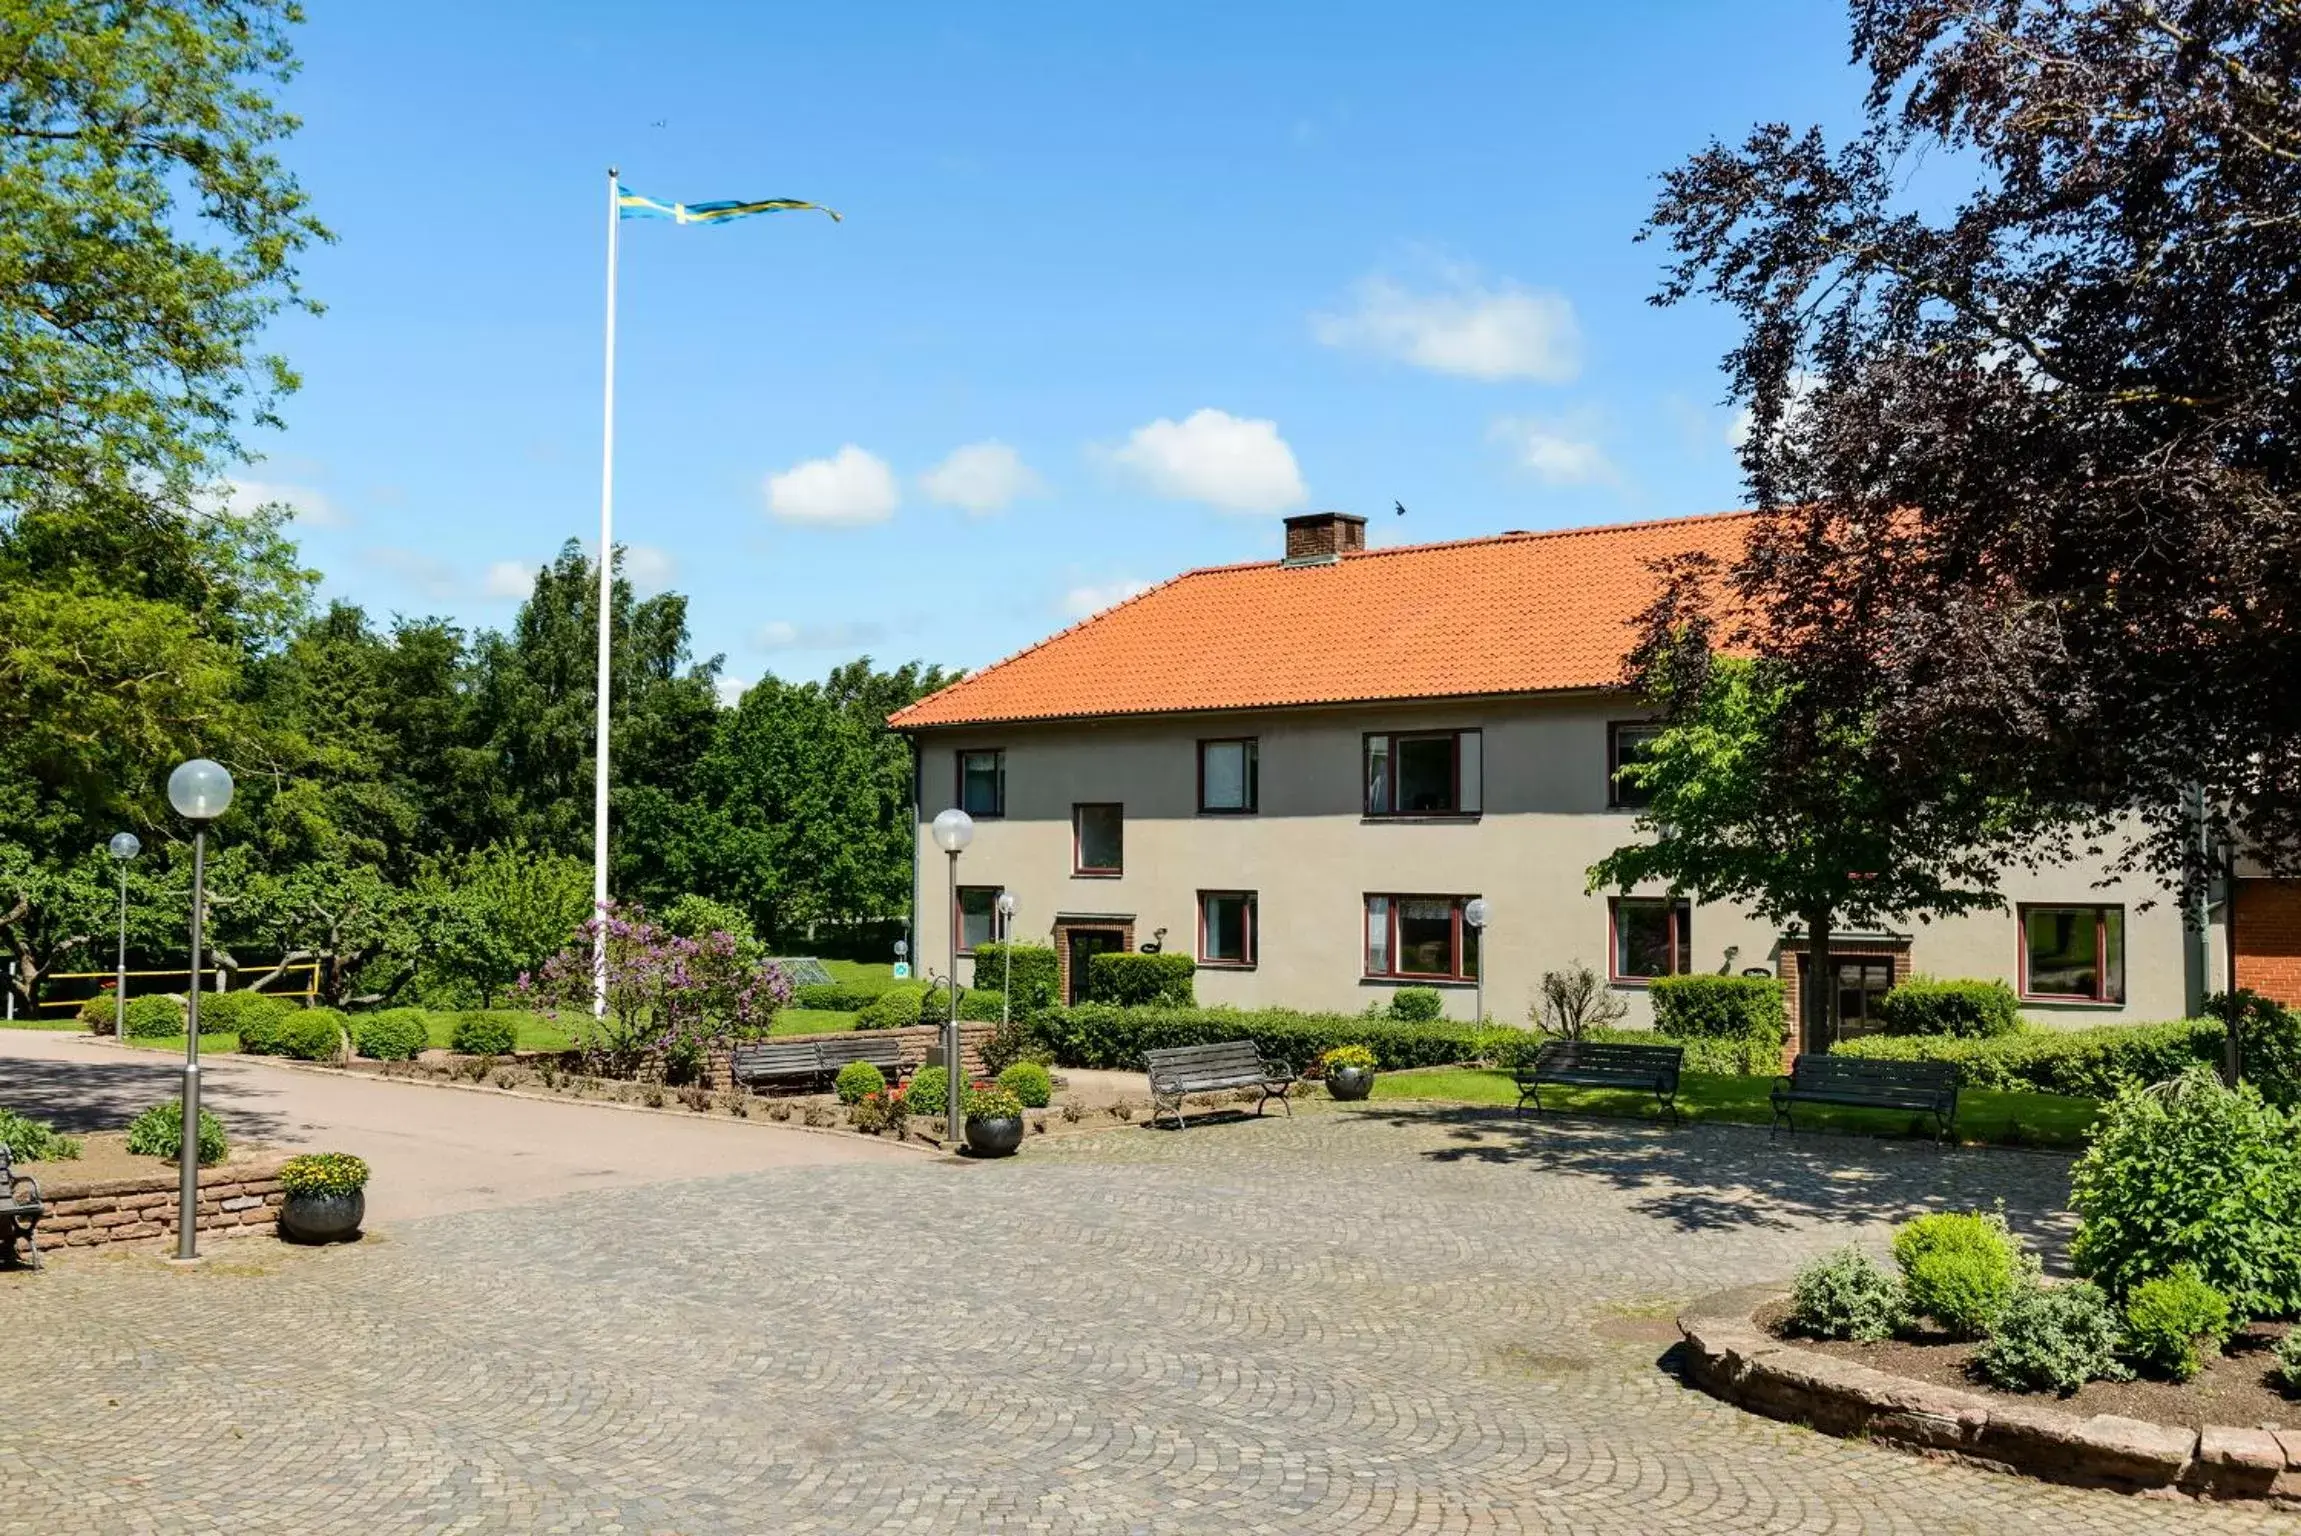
[2236,878,2301,1007]
[37,1158,286,1252]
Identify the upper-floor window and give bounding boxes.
[1611,896,1691,981]
[1198,738,1259,814]
[1609,722,1662,810]
[1364,730,1482,817]
[956,885,1002,953]
[1198,890,1257,966]
[1364,894,1481,981]
[1073,802,1123,875]
[957,749,1005,817]
[2020,904,2124,1003]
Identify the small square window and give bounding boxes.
[957,750,1005,817]
[1198,739,1258,813]
[1073,803,1123,875]
[1199,891,1256,965]
[1364,731,1481,816]
[956,886,1001,953]
[1610,723,1662,809]
[2020,905,2124,1003]
[1612,897,1691,980]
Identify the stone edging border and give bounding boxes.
[1677,1285,2301,1502]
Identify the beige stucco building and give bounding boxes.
[892,510,2248,1039]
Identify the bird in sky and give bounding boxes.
[1394,499,1408,518]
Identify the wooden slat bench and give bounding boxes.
[0,1143,44,1269]
[730,1035,913,1095]
[1143,1041,1295,1130]
[1771,1054,1961,1143]
[1514,1040,1685,1125]
[817,1034,909,1084]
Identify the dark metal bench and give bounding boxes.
[1771,1054,1961,1143]
[1515,1040,1685,1125]
[818,1035,909,1084]
[0,1143,43,1269]
[1144,1041,1295,1130]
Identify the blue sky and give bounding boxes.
[249,0,1863,697]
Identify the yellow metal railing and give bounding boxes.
[31,964,320,1013]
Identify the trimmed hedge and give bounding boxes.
[791,982,881,1012]
[1388,986,1444,1022]
[856,983,929,1031]
[354,1008,429,1061]
[2212,989,2301,1109]
[1876,976,2022,1038]
[1085,952,1195,1008]
[969,943,1060,1016]
[122,993,188,1039]
[199,990,295,1039]
[1832,1018,2224,1096]
[957,987,1007,1023]
[450,1011,517,1055]
[1649,974,1787,1044]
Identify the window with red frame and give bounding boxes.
[2020,904,2124,1003]
[955,886,1002,953]
[1611,896,1692,981]
[1072,803,1123,875]
[1363,730,1482,816]
[1364,895,1481,981]
[1198,891,1256,966]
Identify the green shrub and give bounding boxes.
[1085,951,1195,1008]
[998,1060,1053,1108]
[277,1151,369,1197]
[2068,1068,2301,1316]
[1892,1210,2030,1337]
[2210,989,2301,1110]
[122,993,187,1039]
[1387,987,1443,1022]
[1877,977,2023,1038]
[1650,973,1787,1042]
[904,1065,949,1115]
[1974,1282,2129,1396]
[354,1009,429,1062]
[834,1060,886,1105]
[915,980,965,1025]
[1832,1018,2224,1095]
[124,1099,228,1164]
[198,990,294,1039]
[856,983,929,1031]
[1039,1004,1488,1074]
[958,986,1008,1023]
[0,1107,81,1162]
[1787,1245,1903,1341]
[2122,1266,2234,1381]
[76,990,118,1030]
[847,1090,902,1135]
[450,1012,518,1056]
[970,943,1060,1017]
[273,1008,347,1061]
[2276,1329,2301,1394]
[964,1083,1024,1120]
[977,1016,1048,1077]
[791,982,881,1011]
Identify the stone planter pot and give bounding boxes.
[963,1114,1024,1156]
[278,1189,365,1244]
[1325,1065,1376,1101]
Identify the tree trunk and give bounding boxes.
[1801,910,1834,1057]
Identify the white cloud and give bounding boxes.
[753,618,889,653]
[208,477,346,529]
[764,445,900,526]
[715,675,751,707]
[621,543,676,596]
[1109,408,1308,514]
[1060,579,1153,619]
[1314,268,1580,383]
[1490,416,1617,486]
[920,440,1042,514]
[481,560,537,600]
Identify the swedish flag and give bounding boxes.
[615,184,841,225]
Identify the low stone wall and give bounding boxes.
[36,1157,288,1253]
[1678,1285,2301,1502]
[703,1022,994,1089]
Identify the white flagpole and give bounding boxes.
[592,165,621,1019]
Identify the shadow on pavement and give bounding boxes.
[0,1050,301,1141]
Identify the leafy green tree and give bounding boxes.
[415,843,592,1007]
[1588,643,2040,1053]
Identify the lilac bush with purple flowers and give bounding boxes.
[518,901,791,1078]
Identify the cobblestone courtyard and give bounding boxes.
[2,1105,2294,1534]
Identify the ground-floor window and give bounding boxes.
[2020,904,2125,1003]
[1364,894,1480,981]
[1198,891,1256,966]
[956,886,1001,953]
[1610,897,1692,981]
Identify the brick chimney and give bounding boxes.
[1282,511,1367,565]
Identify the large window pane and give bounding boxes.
[1201,892,1253,964]
[959,750,1004,816]
[957,887,998,952]
[1396,737,1457,813]
[1614,899,1689,979]
[1201,740,1256,812]
[1074,803,1123,873]
[1396,898,1455,975]
[1365,896,1390,974]
[2024,907,2097,997]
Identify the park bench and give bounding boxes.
[0,1142,43,1270]
[1771,1054,1960,1143]
[1514,1040,1685,1125]
[729,1035,912,1095]
[1143,1040,1295,1130]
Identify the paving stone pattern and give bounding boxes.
[1,1106,2294,1534]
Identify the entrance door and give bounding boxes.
[1065,928,1126,1005]
[1832,960,1895,1040]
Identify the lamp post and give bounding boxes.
[108,832,140,1040]
[929,808,975,1142]
[166,759,233,1262]
[1463,898,1490,1028]
[995,890,1018,1029]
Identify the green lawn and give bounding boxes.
[818,960,895,989]
[2,1014,92,1031]
[1368,1067,2101,1149]
[769,1008,859,1035]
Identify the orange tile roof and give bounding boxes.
[888,510,1753,729]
